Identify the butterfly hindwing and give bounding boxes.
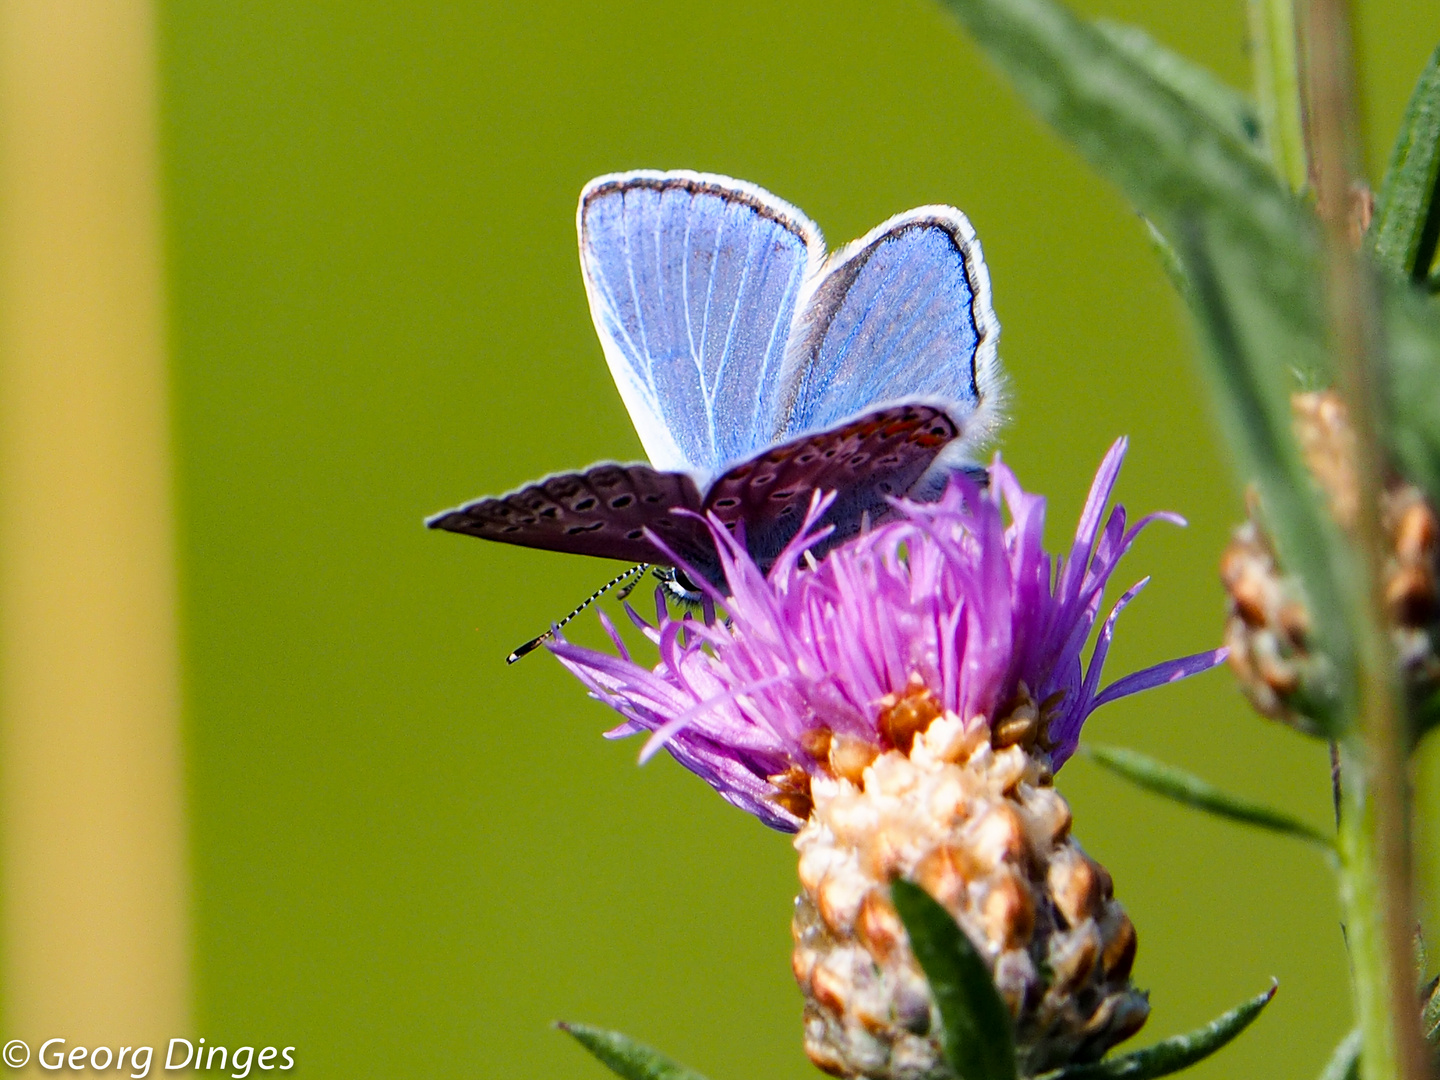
[703,403,959,568]
[426,463,713,567]
[776,207,1000,454]
[579,171,826,474]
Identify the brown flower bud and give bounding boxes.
[793,716,1147,1078]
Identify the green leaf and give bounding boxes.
[557,1023,712,1080]
[1035,983,1277,1080]
[1372,44,1440,281]
[891,878,1017,1080]
[1316,1028,1362,1080]
[1380,54,1440,505]
[934,0,1323,339]
[1140,216,1188,296]
[1174,210,1352,731]
[1083,744,1335,849]
[1382,281,1440,509]
[1092,21,1262,153]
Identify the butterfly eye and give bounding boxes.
[655,566,705,608]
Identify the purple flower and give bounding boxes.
[550,438,1225,832]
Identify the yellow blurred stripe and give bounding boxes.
[0,0,189,1056]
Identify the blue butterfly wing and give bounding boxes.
[579,171,825,474]
[775,207,1001,458]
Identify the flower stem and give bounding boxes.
[1306,4,1426,1080]
[1247,0,1308,191]
[1337,740,1424,1080]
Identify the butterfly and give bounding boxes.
[428,170,1002,645]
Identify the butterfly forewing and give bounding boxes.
[579,171,825,474]
[777,208,1000,451]
[704,404,959,568]
[426,463,713,567]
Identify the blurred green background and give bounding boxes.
[156,1,1440,1077]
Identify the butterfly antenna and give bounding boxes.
[615,562,651,601]
[505,563,651,664]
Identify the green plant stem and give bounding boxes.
[1337,743,1422,1080]
[1307,4,1425,1080]
[1247,0,1308,191]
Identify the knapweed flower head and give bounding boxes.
[551,437,1224,831]
[553,439,1225,1079]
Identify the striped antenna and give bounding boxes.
[506,563,651,664]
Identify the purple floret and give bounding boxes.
[550,438,1225,832]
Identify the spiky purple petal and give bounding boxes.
[551,439,1225,831]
